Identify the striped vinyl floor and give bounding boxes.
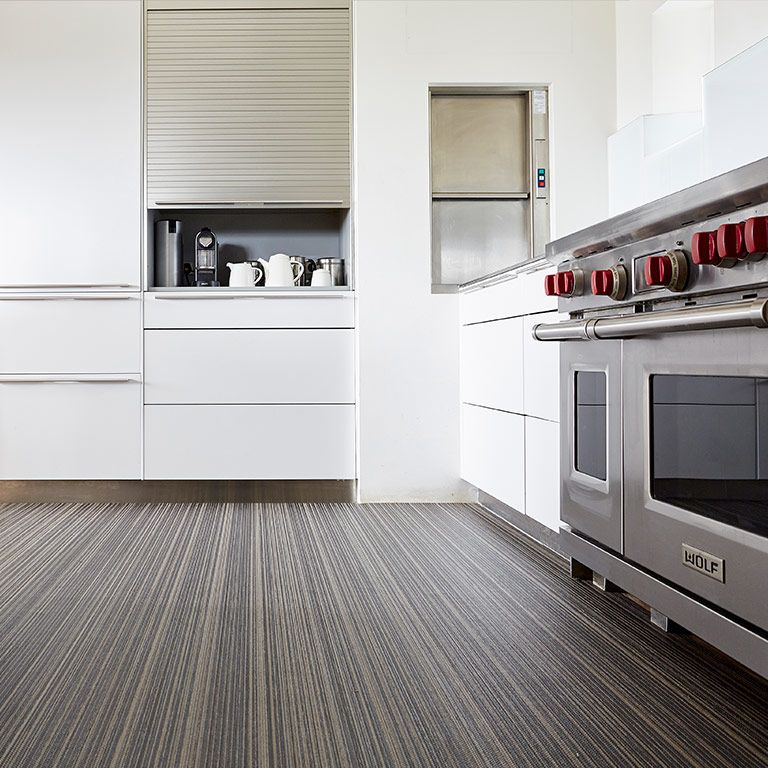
[0,502,766,768]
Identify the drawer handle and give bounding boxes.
[0,295,138,301]
[153,201,344,208]
[151,294,347,301]
[0,284,137,289]
[0,376,141,384]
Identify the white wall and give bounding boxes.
[651,1,714,114]
[611,0,768,214]
[713,0,768,65]
[616,0,663,128]
[616,0,768,127]
[353,0,616,501]
[703,36,768,177]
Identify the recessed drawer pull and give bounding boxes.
[0,376,141,384]
[0,284,136,289]
[151,294,346,301]
[0,295,137,301]
[153,201,344,207]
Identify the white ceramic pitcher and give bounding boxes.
[227,262,263,288]
[258,253,304,287]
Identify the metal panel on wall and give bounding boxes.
[432,199,529,285]
[431,94,528,195]
[146,7,350,207]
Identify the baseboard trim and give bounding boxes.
[475,489,566,558]
[0,480,357,503]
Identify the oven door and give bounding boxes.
[624,325,768,632]
[561,338,623,553]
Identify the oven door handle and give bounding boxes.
[532,298,768,341]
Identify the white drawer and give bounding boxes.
[460,270,557,325]
[0,376,141,479]
[523,312,561,422]
[144,404,355,480]
[461,404,525,513]
[460,317,523,413]
[525,416,561,531]
[144,293,355,329]
[0,293,140,373]
[144,329,354,404]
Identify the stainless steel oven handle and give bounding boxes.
[532,298,768,341]
[530,318,591,341]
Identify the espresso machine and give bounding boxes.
[194,228,219,286]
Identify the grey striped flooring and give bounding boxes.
[0,501,765,768]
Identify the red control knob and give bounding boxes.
[745,216,768,256]
[544,274,557,296]
[644,254,672,287]
[591,269,614,296]
[691,230,719,266]
[717,222,746,262]
[556,271,575,296]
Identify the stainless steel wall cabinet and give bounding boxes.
[145,3,351,208]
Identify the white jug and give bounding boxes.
[258,253,304,287]
[227,262,263,288]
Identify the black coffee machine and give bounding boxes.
[194,228,219,286]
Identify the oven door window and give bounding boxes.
[651,374,768,536]
[575,371,607,481]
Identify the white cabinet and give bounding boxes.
[459,272,562,527]
[145,329,354,405]
[0,0,141,288]
[460,318,523,413]
[0,295,141,374]
[144,293,354,330]
[461,404,525,513]
[143,299,357,482]
[460,271,557,325]
[0,293,142,479]
[144,404,355,480]
[523,313,561,422]
[0,377,141,479]
[525,417,561,531]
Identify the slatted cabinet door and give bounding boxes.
[146,5,351,207]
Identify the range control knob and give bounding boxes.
[556,271,575,296]
[591,269,613,295]
[645,254,671,286]
[691,230,720,266]
[644,250,688,292]
[745,216,768,260]
[591,265,628,301]
[544,270,583,297]
[716,222,746,266]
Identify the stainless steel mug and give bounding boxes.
[316,258,345,286]
[290,256,315,287]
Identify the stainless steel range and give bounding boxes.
[533,158,768,678]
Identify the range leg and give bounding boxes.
[592,573,622,592]
[569,558,592,580]
[650,608,688,634]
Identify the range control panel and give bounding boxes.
[541,208,768,313]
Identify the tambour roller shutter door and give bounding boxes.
[146,8,350,207]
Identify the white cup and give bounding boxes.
[311,267,333,287]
